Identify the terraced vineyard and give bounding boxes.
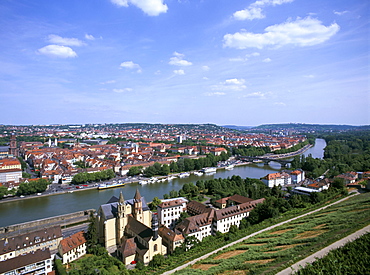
[175,192,370,275]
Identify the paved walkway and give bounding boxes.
[276,224,370,275]
[161,193,358,275]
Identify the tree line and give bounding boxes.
[71,169,115,185]
[127,152,230,178]
[291,131,370,178]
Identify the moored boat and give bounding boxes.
[201,167,217,173]
[98,181,125,190]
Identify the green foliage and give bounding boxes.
[0,186,8,199]
[54,259,67,275]
[17,157,28,170]
[291,131,370,178]
[74,160,90,169]
[148,197,162,211]
[16,178,49,196]
[127,166,142,176]
[149,254,166,268]
[72,169,115,185]
[22,172,31,178]
[69,253,128,275]
[232,145,270,157]
[296,232,370,275]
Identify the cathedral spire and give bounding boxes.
[119,191,124,204]
[134,188,141,201]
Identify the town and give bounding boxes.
[0,123,369,275]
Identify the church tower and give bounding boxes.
[9,133,18,157]
[117,191,127,243]
[133,189,143,223]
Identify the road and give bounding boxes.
[161,192,358,275]
[276,224,370,275]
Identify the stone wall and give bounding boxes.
[0,209,95,238]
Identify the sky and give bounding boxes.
[1,0,369,126]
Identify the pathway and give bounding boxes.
[276,224,370,275]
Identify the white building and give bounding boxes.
[157,197,188,230]
[58,231,87,264]
[261,172,291,187]
[0,249,53,275]
[176,198,265,242]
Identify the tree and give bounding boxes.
[127,166,142,176]
[148,197,161,211]
[149,254,166,267]
[0,186,8,199]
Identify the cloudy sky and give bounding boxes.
[1,0,369,126]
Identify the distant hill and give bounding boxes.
[222,125,254,131]
[250,123,370,132]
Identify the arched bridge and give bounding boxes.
[237,156,291,167]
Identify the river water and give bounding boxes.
[0,139,326,227]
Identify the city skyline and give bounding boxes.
[1,0,369,126]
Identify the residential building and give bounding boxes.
[0,226,62,262]
[0,248,53,275]
[175,197,265,242]
[157,197,188,230]
[261,172,291,187]
[58,231,87,264]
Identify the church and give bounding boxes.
[96,189,166,265]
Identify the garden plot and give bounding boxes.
[214,250,248,260]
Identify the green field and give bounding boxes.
[175,192,370,275]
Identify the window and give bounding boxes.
[154,244,158,252]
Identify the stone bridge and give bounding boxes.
[237,156,291,167]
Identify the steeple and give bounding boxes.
[134,188,141,202]
[119,191,125,204]
[133,188,143,223]
[118,191,125,218]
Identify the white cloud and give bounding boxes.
[229,57,245,62]
[173,69,185,75]
[48,34,85,46]
[224,17,340,49]
[85,34,95,40]
[243,91,267,98]
[120,61,142,73]
[169,52,192,66]
[38,45,77,58]
[274,102,286,106]
[111,0,168,16]
[202,65,210,71]
[263,58,272,62]
[233,0,294,21]
[304,74,315,78]
[113,88,133,93]
[334,10,348,16]
[101,80,116,84]
[211,78,247,91]
[234,7,264,21]
[205,92,226,96]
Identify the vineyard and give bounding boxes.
[175,192,370,275]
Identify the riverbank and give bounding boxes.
[0,144,314,205]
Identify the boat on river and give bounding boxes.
[225,164,235,170]
[193,171,203,176]
[98,181,125,190]
[179,172,190,178]
[201,167,217,173]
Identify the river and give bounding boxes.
[0,139,326,228]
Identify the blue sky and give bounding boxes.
[1,0,369,126]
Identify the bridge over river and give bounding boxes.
[237,156,291,167]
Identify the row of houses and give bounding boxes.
[0,225,87,274]
[261,169,305,188]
